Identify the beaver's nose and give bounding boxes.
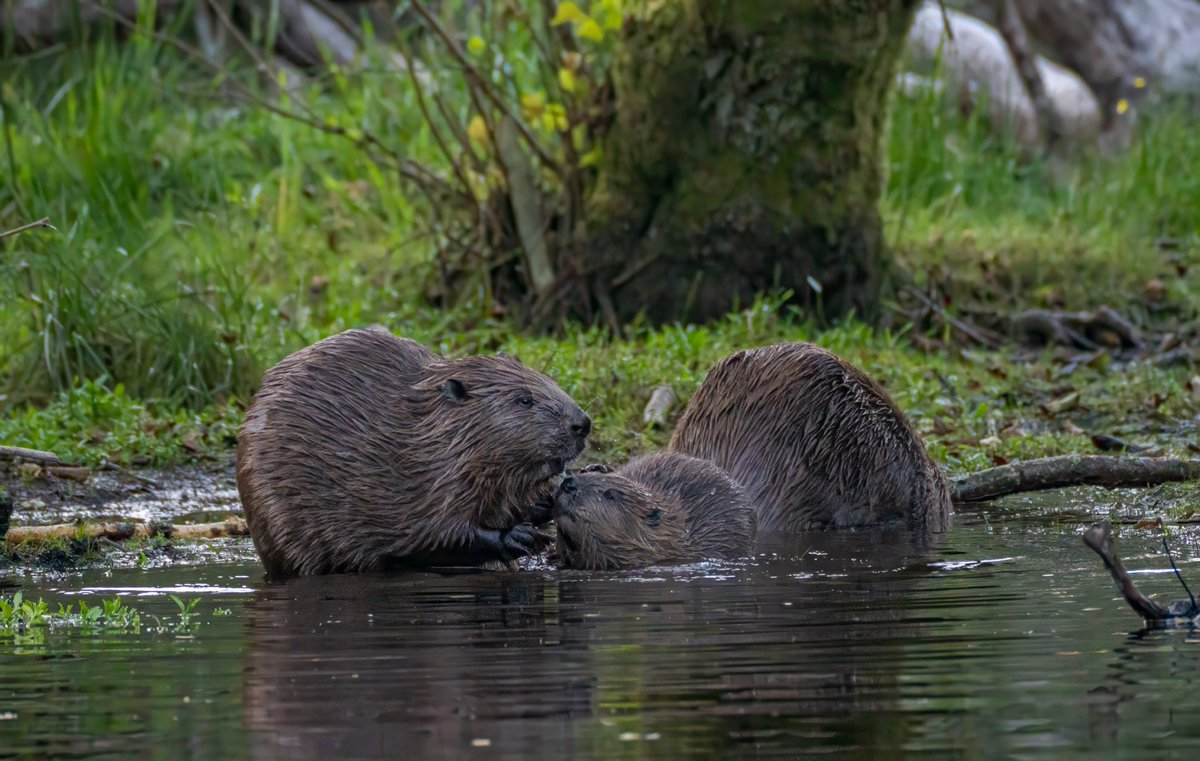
[560,477,577,494]
[571,414,591,439]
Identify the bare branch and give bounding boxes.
[0,217,55,241]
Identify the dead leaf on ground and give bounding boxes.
[1041,391,1080,416]
[1062,419,1086,436]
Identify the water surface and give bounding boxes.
[2,498,1199,760]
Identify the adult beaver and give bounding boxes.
[669,342,951,533]
[236,328,592,577]
[552,452,756,570]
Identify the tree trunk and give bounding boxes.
[561,0,920,326]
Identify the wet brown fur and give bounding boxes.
[669,342,951,533]
[553,452,757,570]
[236,328,590,577]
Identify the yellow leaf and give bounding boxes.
[1116,98,1129,115]
[467,115,490,145]
[467,36,486,56]
[1133,76,1146,89]
[603,10,623,30]
[550,2,584,26]
[577,17,604,41]
[345,128,363,143]
[558,67,577,93]
[521,92,546,118]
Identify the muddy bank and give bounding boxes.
[2,459,241,528]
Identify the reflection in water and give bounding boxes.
[3,514,1200,759]
[240,530,937,759]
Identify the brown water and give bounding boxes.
[2,500,1199,760]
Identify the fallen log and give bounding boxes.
[5,516,248,546]
[951,455,1200,503]
[0,446,63,466]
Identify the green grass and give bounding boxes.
[886,81,1200,315]
[2,24,1199,472]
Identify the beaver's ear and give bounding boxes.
[644,507,661,527]
[442,379,469,402]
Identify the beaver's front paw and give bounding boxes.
[499,523,553,562]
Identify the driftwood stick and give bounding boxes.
[950,455,1200,503]
[0,446,63,465]
[5,517,248,546]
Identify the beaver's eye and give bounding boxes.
[517,393,534,408]
[644,507,661,526]
[603,489,616,501]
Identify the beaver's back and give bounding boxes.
[668,343,950,533]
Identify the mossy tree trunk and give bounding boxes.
[559,0,919,326]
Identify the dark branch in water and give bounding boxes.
[950,455,1200,503]
[1082,520,1200,624]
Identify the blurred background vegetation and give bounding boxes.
[2,0,1198,471]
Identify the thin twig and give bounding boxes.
[904,286,1002,348]
[409,0,561,176]
[0,217,55,240]
[1162,535,1197,609]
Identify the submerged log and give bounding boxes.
[950,455,1200,503]
[5,516,248,546]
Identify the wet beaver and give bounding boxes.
[552,452,756,570]
[236,328,592,577]
[669,342,951,533]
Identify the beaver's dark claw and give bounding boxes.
[498,523,553,562]
[580,463,614,474]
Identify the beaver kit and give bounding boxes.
[236,328,591,577]
[552,452,757,570]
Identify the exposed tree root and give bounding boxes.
[1082,519,1199,624]
[950,455,1200,503]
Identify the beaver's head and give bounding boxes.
[552,471,687,570]
[414,353,591,508]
